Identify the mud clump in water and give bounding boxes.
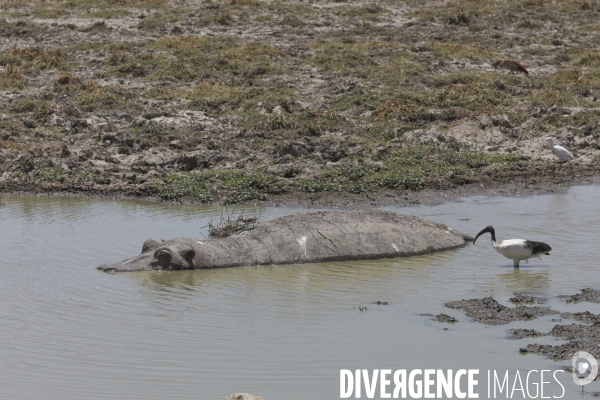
[508,328,544,339]
[444,292,600,361]
[549,323,600,341]
[435,313,458,324]
[445,297,558,325]
[558,288,600,303]
[509,293,547,305]
[560,311,600,323]
[521,311,600,360]
[522,340,600,360]
[226,394,264,400]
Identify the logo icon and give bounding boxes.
[572,351,598,385]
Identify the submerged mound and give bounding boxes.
[445,297,558,325]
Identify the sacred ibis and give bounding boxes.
[547,137,574,170]
[493,59,529,75]
[473,226,551,268]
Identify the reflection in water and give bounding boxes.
[132,255,445,314]
[491,268,551,298]
[136,270,205,290]
[1,184,600,399]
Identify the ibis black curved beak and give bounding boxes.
[473,225,496,244]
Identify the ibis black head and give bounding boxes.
[473,225,496,244]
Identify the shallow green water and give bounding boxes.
[1,184,600,399]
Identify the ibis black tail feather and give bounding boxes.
[525,240,552,255]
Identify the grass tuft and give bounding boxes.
[206,207,262,238]
[0,64,26,89]
[9,47,65,72]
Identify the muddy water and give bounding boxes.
[1,185,600,399]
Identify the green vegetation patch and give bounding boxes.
[184,81,248,112]
[527,69,600,107]
[33,165,62,182]
[369,74,514,123]
[32,8,69,19]
[526,109,600,137]
[11,99,50,121]
[229,0,263,7]
[430,42,494,61]
[298,165,423,193]
[48,0,167,9]
[517,19,543,30]
[3,47,65,73]
[151,35,287,79]
[576,53,600,68]
[108,62,146,77]
[308,39,407,75]
[79,9,131,19]
[0,65,26,90]
[343,5,386,20]
[157,169,283,204]
[76,81,137,112]
[136,13,179,31]
[299,142,526,194]
[81,21,108,32]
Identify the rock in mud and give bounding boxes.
[445,297,558,325]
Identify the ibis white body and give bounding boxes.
[493,239,537,267]
[474,226,551,268]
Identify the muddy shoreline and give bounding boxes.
[2,168,598,208]
[2,1,600,209]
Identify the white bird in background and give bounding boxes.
[547,137,574,170]
[473,226,551,268]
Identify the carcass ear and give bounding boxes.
[184,249,196,261]
[142,239,161,254]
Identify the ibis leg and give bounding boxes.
[513,259,520,268]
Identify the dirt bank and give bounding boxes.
[1,1,600,207]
